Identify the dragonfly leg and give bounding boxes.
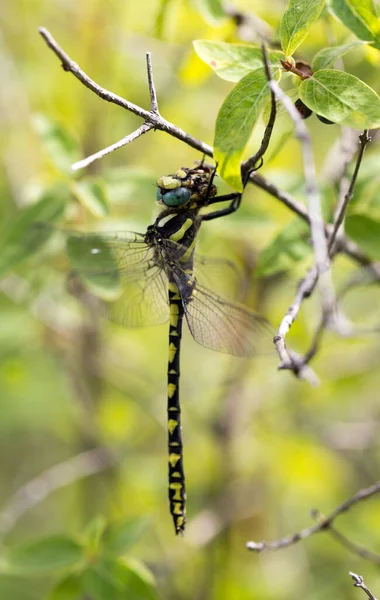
[201,192,242,221]
[201,160,263,221]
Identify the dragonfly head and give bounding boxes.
[156,165,217,209]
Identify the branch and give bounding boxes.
[350,573,378,600]
[268,81,330,284]
[38,27,212,162]
[0,448,117,536]
[273,265,319,384]
[247,480,380,561]
[328,130,371,253]
[272,126,372,380]
[72,123,153,171]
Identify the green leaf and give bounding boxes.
[103,517,150,556]
[47,575,84,600]
[311,41,370,71]
[72,179,109,218]
[193,40,284,82]
[66,233,122,300]
[82,558,159,600]
[329,0,380,52]
[191,0,224,24]
[33,114,81,174]
[345,214,380,259]
[299,69,380,128]
[280,0,326,56]
[84,516,108,552]
[256,219,312,276]
[214,68,279,190]
[1,536,83,576]
[0,182,68,278]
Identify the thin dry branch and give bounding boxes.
[273,127,372,380]
[350,573,378,600]
[72,123,153,171]
[247,480,380,562]
[329,130,371,253]
[0,448,117,536]
[268,81,330,284]
[38,27,212,159]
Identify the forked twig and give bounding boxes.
[247,480,380,563]
[38,26,212,168]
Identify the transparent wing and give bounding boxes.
[62,229,155,279]
[107,265,169,327]
[184,284,272,356]
[172,267,272,357]
[33,225,170,327]
[193,254,243,301]
[63,230,170,327]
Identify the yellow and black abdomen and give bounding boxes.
[167,281,186,534]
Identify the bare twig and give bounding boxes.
[266,76,335,378]
[247,480,380,559]
[330,527,380,565]
[146,51,159,115]
[273,265,319,384]
[268,80,330,284]
[329,130,371,253]
[72,123,153,171]
[350,573,378,600]
[224,2,274,44]
[272,125,373,379]
[0,448,117,536]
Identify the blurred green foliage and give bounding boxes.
[1,0,380,599]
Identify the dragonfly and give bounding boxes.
[40,163,271,535]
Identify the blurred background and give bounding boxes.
[1,0,380,598]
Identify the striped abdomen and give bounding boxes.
[167,281,186,534]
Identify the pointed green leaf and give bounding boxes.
[299,69,380,128]
[280,0,326,56]
[33,114,81,174]
[0,182,68,277]
[312,41,370,71]
[1,536,83,576]
[191,0,224,24]
[193,40,284,82]
[345,214,380,259]
[256,220,312,276]
[329,0,380,51]
[214,68,278,190]
[103,517,150,556]
[47,575,84,600]
[72,179,109,218]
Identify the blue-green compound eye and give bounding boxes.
[160,187,191,207]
